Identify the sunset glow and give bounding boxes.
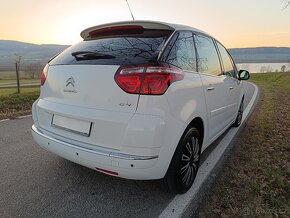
[1,0,290,48]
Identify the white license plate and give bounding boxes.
[52,114,92,136]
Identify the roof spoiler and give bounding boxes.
[80,20,175,40]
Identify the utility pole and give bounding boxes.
[15,55,22,94]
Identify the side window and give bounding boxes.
[194,35,222,76]
[216,41,237,78]
[164,32,196,71]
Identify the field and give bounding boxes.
[0,71,40,119]
[0,79,39,84]
[0,71,40,90]
[200,72,290,217]
[0,71,39,94]
[0,71,40,80]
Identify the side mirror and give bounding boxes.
[238,70,250,80]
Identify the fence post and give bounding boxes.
[15,55,21,94]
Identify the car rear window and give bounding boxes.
[49,29,173,66]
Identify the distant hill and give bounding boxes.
[0,40,69,71]
[228,47,290,63]
[0,40,289,71]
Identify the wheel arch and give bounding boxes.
[188,117,204,148]
[163,117,205,193]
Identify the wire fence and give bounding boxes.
[0,58,47,80]
[0,58,46,93]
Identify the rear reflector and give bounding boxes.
[95,167,119,176]
[115,65,184,95]
[89,25,144,38]
[41,64,49,86]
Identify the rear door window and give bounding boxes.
[216,41,237,78]
[162,31,196,71]
[194,35,222,76]
[49,29,173,66]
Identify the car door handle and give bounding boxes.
[207,87,215,91]
[229,86,234,90]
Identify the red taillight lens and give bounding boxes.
[41,64,49,86]
[115,66,184,95]
[115,74,142,93]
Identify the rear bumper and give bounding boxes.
[32,125,163,180]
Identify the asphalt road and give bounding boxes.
[0,82,255,218]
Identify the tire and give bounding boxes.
[232,98,244,127]
[163,127,201,194]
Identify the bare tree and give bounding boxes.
[265,65,273,73]
[24,63,41,79]
[15,55,22,94]
[283,0,290,8]
[281,65,286,72]
[260,66,266,73]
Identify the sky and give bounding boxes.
[0,0,290,48]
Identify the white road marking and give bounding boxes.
[159,82,259,218]
[16,114,32,119]
[0,114,32,122]
[0,119,10,123]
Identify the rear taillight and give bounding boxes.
[41,64,49,86]
[114,65,184,95]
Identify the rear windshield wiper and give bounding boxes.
[71,51,116,60]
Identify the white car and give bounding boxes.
[32,21,249,193]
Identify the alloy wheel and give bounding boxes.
[180,136,200,188]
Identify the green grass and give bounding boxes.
[0,71,41,80]
[0,87,39,119]
[0,79,40,85]
[0,71,40,110]
[0,71,16,80]
[251,72,290,91]
[0,87,40,96]
[0,91,39,111]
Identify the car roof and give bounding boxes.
[80,20,212,40]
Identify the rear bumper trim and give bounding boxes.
[32,125,158,161]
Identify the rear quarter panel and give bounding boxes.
[165,72,209,151]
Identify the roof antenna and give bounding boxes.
[126,0,135,20]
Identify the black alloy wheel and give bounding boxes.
[164,127,201,194]
[179,135,200,189]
